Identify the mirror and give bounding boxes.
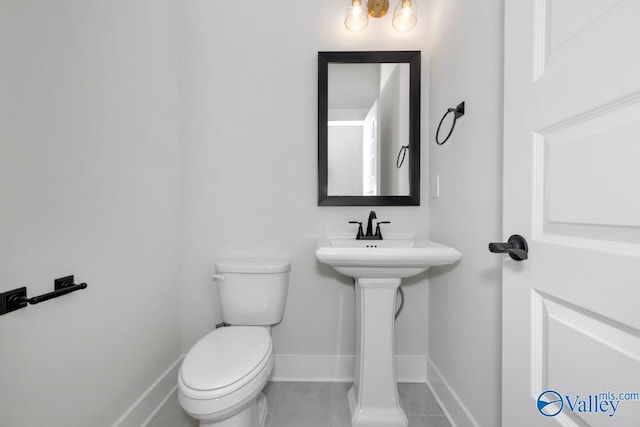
[318,51,421,206]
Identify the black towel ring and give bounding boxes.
[396,145,409,168]
[435,101,465,145]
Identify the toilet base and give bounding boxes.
[199,392,267,427]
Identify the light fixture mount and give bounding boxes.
[367,0,389,18]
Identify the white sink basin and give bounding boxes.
[316,235,461,426]
[315,236,461,279]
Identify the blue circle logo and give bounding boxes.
[537,390,563,417]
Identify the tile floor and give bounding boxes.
[148,382,451,427]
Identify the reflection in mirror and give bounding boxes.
[318,51,420,206]
[328,63,410,196]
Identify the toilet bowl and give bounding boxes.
[179,327,273,427]
[178,257,290,427]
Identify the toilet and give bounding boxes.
[178,257,290,427]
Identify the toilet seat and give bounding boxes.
[179,326,272,401]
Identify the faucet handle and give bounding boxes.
[374,221,391,239]
[349,221,364,240]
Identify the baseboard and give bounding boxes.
[271,354,427,383]
[426,358,479,427]
[395,355,428,383]
[112,353,427,426]
[112,355,184,427]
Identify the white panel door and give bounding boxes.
[362,100,379,196]
[502,1,640,426]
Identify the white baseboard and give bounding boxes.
[112,355,184,427]
[271,354,427,383]
[394,355,428,383]
[113,353,428,426]
[426,358,479,427]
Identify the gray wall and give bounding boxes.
[0,1,182,426]
[427,0,504,426]
[180,0,431,368]
[379,64,410,195]
[0,0,509,424]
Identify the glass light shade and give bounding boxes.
[345,0,369,31]
[392,0,417,31]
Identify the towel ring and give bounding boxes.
[436,101,465,145]
[396,145,409,168]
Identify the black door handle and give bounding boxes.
[488,234,528,261]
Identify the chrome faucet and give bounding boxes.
[349,211,391,240]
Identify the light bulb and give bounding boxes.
[345,0,369,31]
[392,0,417,31]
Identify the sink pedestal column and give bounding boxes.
[348,278,408,427]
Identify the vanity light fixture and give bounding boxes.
[392,0,418,31]
[344,0,417,32]
[345,0,369,31]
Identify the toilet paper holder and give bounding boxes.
[0,275,88,316]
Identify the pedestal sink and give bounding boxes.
[315,236,461,427]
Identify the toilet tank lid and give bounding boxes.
[216,257,291,273]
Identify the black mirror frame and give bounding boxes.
[318,51,421,206]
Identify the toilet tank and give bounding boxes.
[215,257,290,325]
